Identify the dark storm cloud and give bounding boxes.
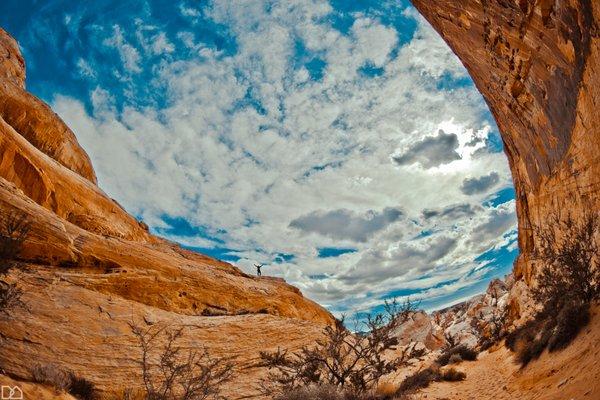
[289,207,403,242]
[460,172,500,195]
[422,203,481,220]
[392,130,461,168]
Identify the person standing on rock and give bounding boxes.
[254,263,263,276]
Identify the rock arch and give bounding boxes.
[411,0,600,284]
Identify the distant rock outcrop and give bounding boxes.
[0,28,332,399]
[396,277,515,351]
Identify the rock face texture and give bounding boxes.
[0,28,332,398]
[0,29,97,184]
[410,1,600,290]
[417,306,600,400]
[394,277,513,351]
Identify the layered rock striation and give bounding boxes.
[0,28,332,399]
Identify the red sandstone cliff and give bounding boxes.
[0,27,332,398]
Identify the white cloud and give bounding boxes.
[54,0,516,314]
[103,25,142,73]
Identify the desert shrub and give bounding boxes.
[68,374,97,400]
[547,302,590,352]
[447,354,462,364]
[259,298,426,397]
[397,364,466,396]
[0,212,31,272]
[32,363,72,390]
[435,345,477,366]
[130,322,234,400]
[532,213,600,310]
[397,367,440,393]
[0,281,23,315]
[439,367,466,382]
[506,212,599,366]
[273,384,409,400]
[0,212,30,315]
[274,384,347,400]
[31,364,97,399]
[514,325,553,366]
[510,303,591,366]
[504,318,538,352]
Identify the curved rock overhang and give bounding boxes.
[411,0,600,284]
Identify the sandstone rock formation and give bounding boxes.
[394,310,445,350]
[394,277,514,351]
[410,1,600,295]
[416,306,600,400]
[0,27,332,399]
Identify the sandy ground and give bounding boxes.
[416,306,600,400]
[0,375,76,400]
[2,307,599,399]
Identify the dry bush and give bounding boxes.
[130,322,234,400]
[397,364,466,395]
[532,212,600,309]
[0,212,31,273]
[69,375,97,400]
[397,367,440,393]
[435,345,477,366]
[0,212,30,315]
[439,367,466,382]
[0,281,23,315]
[32,363,72,391]
[447,354,462,364]
[506,212,599,366]
[510,302,591,366]
[273,384,410,400]
[259,299,426,397]
[547,302,590,351]
[31,364,97,399]
[274,384,347,400]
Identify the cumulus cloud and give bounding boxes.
[460,172,500,195]
[290,207,403,242]
[392,130,461,168]
[50,0,517,314]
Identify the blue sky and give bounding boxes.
[0,0,518,316]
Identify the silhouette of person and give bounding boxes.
[254,263,263,276]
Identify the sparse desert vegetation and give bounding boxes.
[506,213,600,366]
[31,363,97,400]
[259,299,426,399]
[435,344,478,366]
[0,211,29,315]
[129,322,235,400]
[396,364,466,395]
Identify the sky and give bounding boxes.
[0,0,518,316]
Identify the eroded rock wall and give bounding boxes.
[411,0,600,286]
[0,28,333,399]
[0,28,97,184]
